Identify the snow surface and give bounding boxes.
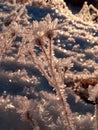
[0,0,98,130]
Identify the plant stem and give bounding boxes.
[48,39,75,130]
[95,104,98,130]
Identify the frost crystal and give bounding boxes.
[88,85,98,103]
[0,0,98,130]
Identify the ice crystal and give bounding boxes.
[0,0,98,130]
[88,85,98,103]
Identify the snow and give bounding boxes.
[0,0,98,130]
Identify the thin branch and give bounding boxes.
[95,104,98,130]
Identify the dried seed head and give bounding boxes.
[34,37,43,46]
[77,78,98,89]
[45,30,55,40]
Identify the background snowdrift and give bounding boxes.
[0,0,98,130]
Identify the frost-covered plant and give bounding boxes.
[76,2,98,22]
[0,4,75,129]
[16,14,76,130]
[0,1,98,130]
